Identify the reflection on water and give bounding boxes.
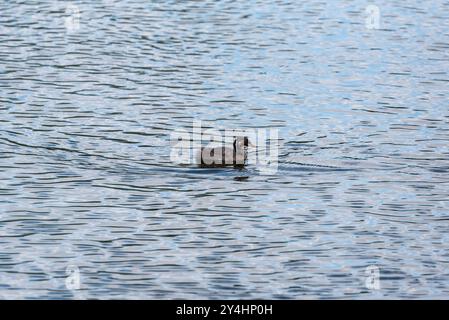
[0,0,448,299]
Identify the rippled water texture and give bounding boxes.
[1,0,449,299]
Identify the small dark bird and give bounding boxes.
[197,136,253,167]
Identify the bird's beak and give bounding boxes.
[248,141,256,148]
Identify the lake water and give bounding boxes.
[0,0,448,299]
